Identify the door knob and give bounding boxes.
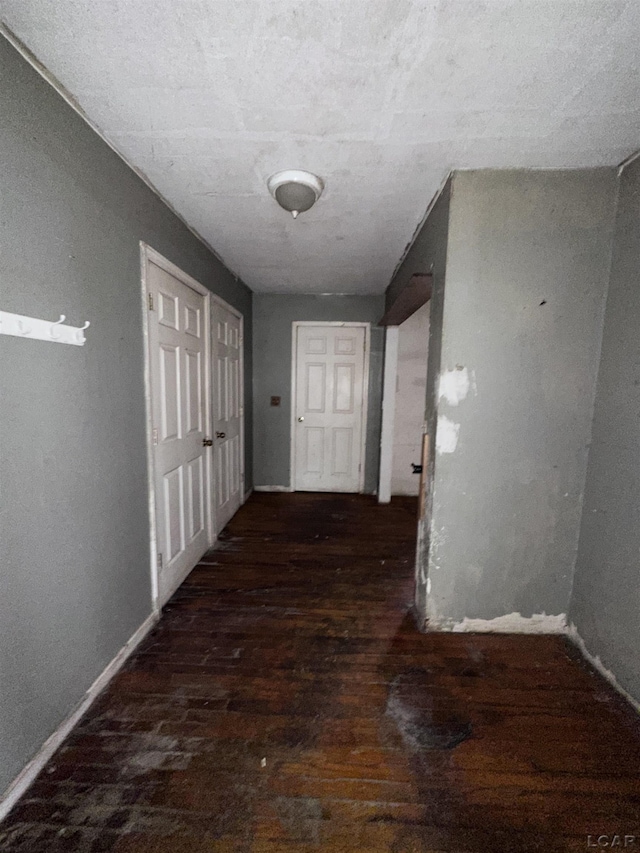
[216,431,226,439]
[297,416,304,422]
[202,438,213,447]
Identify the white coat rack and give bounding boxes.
[0,311,90,346]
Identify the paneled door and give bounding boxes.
[293,323,368,493]
[147,254,211,606]
[212,301,243,533]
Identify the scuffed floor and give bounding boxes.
[1,493,640,852]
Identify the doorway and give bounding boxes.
[378,301,431,504]
[141,244,245,609]
[291,322,370,493]
[391,302,430,496]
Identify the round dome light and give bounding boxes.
[267,170,324,219]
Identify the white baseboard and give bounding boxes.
[568,623,640,715]
[254,485,293,493]
[0,611,159,823]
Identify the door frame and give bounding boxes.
[210,293,246,535]
[140,242,214,611]
[290,321,371,494]
[377,325,399,503]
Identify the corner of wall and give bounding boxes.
[566,168,622,621]
[567,623,640,715]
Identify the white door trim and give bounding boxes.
[210,296,246,533]
[290,321,370,494]
[378,326,399,504]
[140,242,214,611]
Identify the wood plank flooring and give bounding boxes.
[1,492,640,852]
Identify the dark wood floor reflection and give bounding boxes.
[2,493,640,852]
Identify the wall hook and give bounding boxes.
[0,310,90,346]
[76,320,90,344]
[49,314,66,339]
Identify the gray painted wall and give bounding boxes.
[385,180,452,618]
[0,37,252,796]
[252,295,385,492]
[425,169,617,628]
[570,156,640,704]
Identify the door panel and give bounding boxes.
[159,291,178,328]
[306,364,326,411]
[213,303,243,533]
[294,325,367,493]
[187,454,205,540]
[163,466,183,561]
[332,428,353,475]
[335,335,356,355]
[148,260,210,606]
[185,349,202,434]
[159,345,180,440]
[231,435,241,495]
[185,304,200,337]
[304,427,324,475]
[334,364,355,412]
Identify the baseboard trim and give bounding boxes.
[0,611,159,823]
[568,623,640,715]
[254,485,294,493]
[448,612,568,634]
[244,487,253,503]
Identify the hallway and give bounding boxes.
[2,493,640,852]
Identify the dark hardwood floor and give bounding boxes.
[2,492,640,852]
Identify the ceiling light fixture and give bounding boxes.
[267,170,324,219]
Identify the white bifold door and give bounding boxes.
[147,258,211,606]
[212,302,243,532]
[293,323,368,493]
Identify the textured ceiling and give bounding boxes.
[3,1,640,294]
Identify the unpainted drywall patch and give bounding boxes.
[428,524,447,567]
[438,366,473,406]
[451,612,567,634]
[436,416,460,454]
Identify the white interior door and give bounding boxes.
[213,302,243,533]
[293,324,368,493]
[148,258,211,606]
